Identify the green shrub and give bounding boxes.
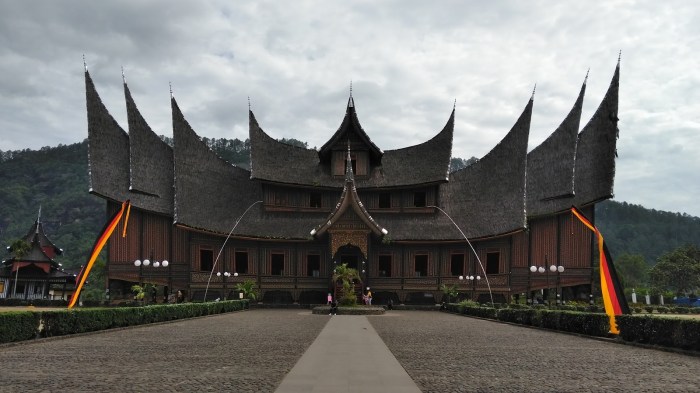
[0,312,40,343]
[617,315,700,350]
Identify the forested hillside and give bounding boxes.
[0,141,103,269]
[596,200,700,263]
[1,140,698,270]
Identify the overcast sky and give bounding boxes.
[1,1,698,217]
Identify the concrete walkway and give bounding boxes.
[275,315,421,393]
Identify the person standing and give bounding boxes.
[366,288,372,306]
[327,292,333,304]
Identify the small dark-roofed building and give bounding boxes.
[88,60,621,305]
[1,211,76,300]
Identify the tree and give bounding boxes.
[449,157,478,173]
[8,239,31,259]
[440,283,458,303]
[80,258,107,301]
[235,279,258,300]
[615,253,648,289]
[332,263,361,306]
[648,244,700,296]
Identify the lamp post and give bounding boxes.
[134,254,169,303]
[529,264,546,304]
[459,274,481,301]
[217,271,238,299]
[549,264,565,304]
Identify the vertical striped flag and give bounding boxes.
[571,206,630,334]
[68,200,130,309]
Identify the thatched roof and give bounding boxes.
[85,70,131,204]
[85,70,168,212]
[526,78,585,217]
[249,102,454,188]
[439,97,532,239]
[124,83,174,215]
[21,219,62,258]
[86,63,620,241]
[318,96,383,164]
[172,97,263,235]
[574,62,620,207]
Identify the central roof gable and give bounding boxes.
[318,96,383,165]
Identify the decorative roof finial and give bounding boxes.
[37,205,42,224]
[83,54,87,72]
[531,83,537,100]
[169,82,173,98]
[453,98,456,110]
[584,68,590,85]
[618,50,622,64]
[350,80,353,97]
[121,66,126,84]
[248,96,251,110]
[345,140,354,179]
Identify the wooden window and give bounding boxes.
[413,191,426,207]
[309,192,322,208]
[414,254,428,277]
[486,252,500,274]
[378,193,391,209]
[271,253,285,276]
[200,249,214,272]
[273,190,288,206]
[451,253,465,276]
[15,284,25,295]
[307,254,321,277]
[378,255,392,277]
[235,251,249,274]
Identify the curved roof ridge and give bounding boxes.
[377,107,454,184]
[85,70,131,204]
[526,75,586,216]
[22,220,62,257]
[440,97,532,238]
[573,60,620,207]
[124,82,174,214]
[318,95,383,162]
[249,109,321,182]
[173,97,259,230]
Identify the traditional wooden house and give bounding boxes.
[87,59,620,304]
[1,211,76,300]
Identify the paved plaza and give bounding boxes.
[0,309,698,392]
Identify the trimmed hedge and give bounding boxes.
[617,315,700,351]
[0,300,249,343]
[0,298,68,307]
[445,304,609,337]
[0,312,41,343]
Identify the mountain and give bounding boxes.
[1,141,698,269]
[596,200,700,263]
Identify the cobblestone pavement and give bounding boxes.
[0,310,328,393]
[368,312,700,393]
[2,310,699,392]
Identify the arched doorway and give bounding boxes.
[332,245,366,303]
[336,244,362,270]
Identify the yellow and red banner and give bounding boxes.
[68,200,130,309]
[571,206,630,334]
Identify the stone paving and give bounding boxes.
[0,309,699,392]
[369,311,700,393]
[0,310,328,392]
